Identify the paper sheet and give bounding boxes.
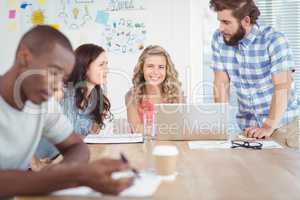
[260,141,283,149]
[52,187,101,197]
[84,133,143,144]
[52,171,161,197]
[188,141,231,149]
[119,171,161,197]
[188,140,283,150]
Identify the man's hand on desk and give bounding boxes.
[35,158,134,195]
[244,126,275,139]
[80,158,134,195]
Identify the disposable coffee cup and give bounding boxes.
[152,145,179,176]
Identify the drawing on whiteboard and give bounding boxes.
[106,0,145,11]
[20,1,48,29]
[16,0,148,43]
[57,0,93,30]
[72,7,80,19]
[101,17,146,54]
[82,5,93,22]
[20,2,32,9]
[76,0,94,3]
[58,0,68,24]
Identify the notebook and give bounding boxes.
[84,133,143,144]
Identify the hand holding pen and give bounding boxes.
[120,153,141,178]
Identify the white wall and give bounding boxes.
[0,0,212,118]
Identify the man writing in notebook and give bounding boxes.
[0,25,133,199]
[210,0,299,148]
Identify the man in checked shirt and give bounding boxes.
[209,0,300,148]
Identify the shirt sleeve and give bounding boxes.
[269,32,295,75]
[210,31,226,72]
[42,98,73,145]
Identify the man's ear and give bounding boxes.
[241,16,251,28]
[16,44,33,69]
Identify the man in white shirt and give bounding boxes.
[0,25,133,199]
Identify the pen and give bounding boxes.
[120,153,141,178]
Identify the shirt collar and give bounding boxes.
[239,23,260,47]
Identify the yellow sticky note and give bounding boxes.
[37,0,46,6]
[8,0,17,7]
[49,24,61,29]
[7,21,17,32]
[31,10,45,25]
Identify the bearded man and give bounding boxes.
[210,0,300,148]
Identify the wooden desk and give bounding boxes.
[17,141,300,200]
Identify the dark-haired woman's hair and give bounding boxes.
[68,43,112,129]
[209,0,260,24]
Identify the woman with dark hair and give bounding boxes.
[63,43,113,136]
[31,44,113,171]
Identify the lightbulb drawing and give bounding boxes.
[72,7,79,19]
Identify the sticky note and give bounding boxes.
[49,24,61,29]
[7,21,17,32]
[37,0,46,6]
[8,0,17,7]
[31,10,45,25]
[95,11,109,25]
[9,10,16,19]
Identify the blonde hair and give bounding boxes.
[132,45,182,103]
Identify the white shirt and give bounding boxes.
[0,96,73,170]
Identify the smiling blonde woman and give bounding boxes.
[125,45,184,134]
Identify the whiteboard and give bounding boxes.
[0,0,204,118]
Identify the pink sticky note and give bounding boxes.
[9,10,16,19]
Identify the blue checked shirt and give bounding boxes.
[211,23,300,130]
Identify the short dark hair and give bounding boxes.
[209,0,260,24]
[17,25,73,57]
